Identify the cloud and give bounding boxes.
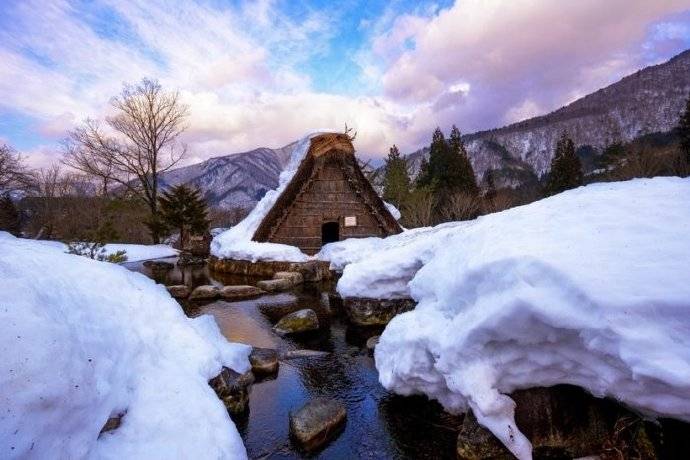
[0,0,688,169]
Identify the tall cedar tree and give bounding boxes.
[0,193,21,235]
[158,185,210,245]
[545,132,583,196]
[447,125,479,196]
[382,145,411,207]
[678,93,690,164]
[485,170,497,203]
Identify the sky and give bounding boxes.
[1,0,690,167]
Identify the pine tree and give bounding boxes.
[416,156,431,188]
[0,193,21,236]
[485,170,497,203]
[158,185,210,245]
[383,145,411,207]
[678,93,690,164]
[446,125,479,196]
[545,132,583,196]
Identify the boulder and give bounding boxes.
[189,285,220,301]
[365,335,379,354]
[209,367,255,415]
[166,285,190,299]
[289,398,346,451]
[220,285,265,301]
[273,309,319,334]
[257,295,300,322]
[177,251,206,266]
[143,260,174,271]
[257,278,294,292]
[456,385,659,459]
[280,349,330,360]
[249,347,279,376]
[273,271,304,285]
[343,297,416,326]
[288,260,332,282]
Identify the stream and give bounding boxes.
[126,257,462,459]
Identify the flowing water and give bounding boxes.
[126,258,462,459]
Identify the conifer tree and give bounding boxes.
[416,156,431,188]
[678,93,690,164]
[158,185,210,244]
[485,170,497,203]
[545,132,583,196]
[0,193,21,236]
[446,125,479,196]
[382,145,411,207]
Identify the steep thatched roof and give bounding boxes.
[252,132,401,242]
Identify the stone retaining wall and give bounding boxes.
[209,257,333,282]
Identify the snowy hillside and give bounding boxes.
[159,143,297,209]
[0,233,250,459]
[322,177,690,459]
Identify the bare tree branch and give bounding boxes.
[62,78,189,242]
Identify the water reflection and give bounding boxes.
[127,258,462,459]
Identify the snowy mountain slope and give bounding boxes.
[0,233,250,459]
[167,50,690,206]
[159,142,297,209]
[379,49,690,187]
[319,177,690,459]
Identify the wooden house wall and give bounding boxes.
[269,159,388,254]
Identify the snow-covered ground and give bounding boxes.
[34,240,178,262]
[0,232,250,459]
[323,177,690,459]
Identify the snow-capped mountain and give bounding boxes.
[159,143,297,209]
[165,49,690,207]
[398,49,690,187]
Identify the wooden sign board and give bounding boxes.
[344,216,357,227]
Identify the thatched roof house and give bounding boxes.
[252,133,402,254]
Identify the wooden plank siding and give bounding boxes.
[270,158,389,254]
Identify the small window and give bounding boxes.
[321,221,340,245]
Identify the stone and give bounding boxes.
[209,367,255,415]
[280,349,330,360]
[98,411,125,437]
[177,251,206,266]
[289,260,332,282]
[143,260,174,271]
[220,285,265,301]
[273,271,304,285]
[289,397,346,452]
[343,297,416,326]
[273,309,320,334]
[189,285,220,301]
[456,385,660,460]
[249,347,279,376]
[257,278,294,292]
[166,285,190,299]
[365,335,380,354]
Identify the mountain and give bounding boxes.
[397,49,690,188]
[159,143,297,209]
[165,49,690,207]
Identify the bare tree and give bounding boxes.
[63,78,189,242]
[401,188,435,228]
[0,144,34,193]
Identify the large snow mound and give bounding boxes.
[333,177,690,459]
[0,233,250,459]
[34,240,179,263]
[211,133,326,262]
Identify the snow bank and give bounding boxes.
[0,233,250,459]
[383,201,402,221]
[334,178,690,459]
[35,240,178,262]
[211,133,323,262]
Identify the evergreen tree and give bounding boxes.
[158,185,210,244]
[485,170,497,203]
[383,145,411,207]
[545,132,583,196]
[678,93,690,164]
[596,141,626,170]
[416,156,431,188]
[446,125,479,196]
[0,193,21,236]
